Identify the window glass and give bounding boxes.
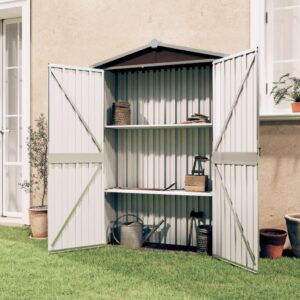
[263,1,300,114]
[271,1,300,82]
[274,62,300,80]
[5,166,22,213]
[18,22,22,65]
[273,6,300,62]
[6,117,18,162]
[5,23,18,67]
[6,69,18,115]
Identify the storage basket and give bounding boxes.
[196,225,212,254]
[113,101,131,125]
[184,175,206,192]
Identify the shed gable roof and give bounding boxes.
[93,39,226,70]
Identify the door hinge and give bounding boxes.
[266,83,268,95]
[265,11,268,24]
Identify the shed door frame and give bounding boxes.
[212,48,259,273]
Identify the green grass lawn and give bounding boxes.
[0,226,299,300]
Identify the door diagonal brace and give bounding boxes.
[213,53,256,153]
[51,165,101,248]
[214,164,256,265]
[50,68,102,152]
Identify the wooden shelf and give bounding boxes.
[105,188,212,197]
[105,123,212,129]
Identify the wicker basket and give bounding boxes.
[196,225,212,254]
[113,101,131,125]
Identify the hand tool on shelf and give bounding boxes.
[187,210,204,249]
[191,155,208,176]
[185,155,209,192]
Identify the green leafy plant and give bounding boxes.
[20,114,48,208]
[271,73,300,104]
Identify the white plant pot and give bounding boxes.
[285,213,300,258]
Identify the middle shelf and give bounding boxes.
[105,126,212,192]
[105,123,212,130]
[105,188,212,197]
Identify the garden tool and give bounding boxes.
[187,210,204,249]
[191,155,208,176]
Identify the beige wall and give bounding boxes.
[259,122,300,229]
[31,0,300,231]
[31,0,250,118]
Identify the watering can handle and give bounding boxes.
[114,213,143,224]
[111,214,143,244]
[111,224,121,244]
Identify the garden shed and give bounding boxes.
[47,40,259,272]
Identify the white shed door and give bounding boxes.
[48,65,105,252]
[212,49,259,272]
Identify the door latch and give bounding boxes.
[258,147,262,156]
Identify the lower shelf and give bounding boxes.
[105,188,212,197]
[105,123,212,129]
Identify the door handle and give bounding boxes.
[0,129,9,134]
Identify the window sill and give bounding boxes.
[260,113,300,121]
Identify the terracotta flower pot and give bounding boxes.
[285,214,300,258]
[29,207,48,238]
[260,228,287,259]
[291,102,300,112]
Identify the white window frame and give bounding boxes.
[251,0,300,120]
[2,17,23,218]
[0,0,30,225]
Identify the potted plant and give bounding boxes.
[285,214,300,258]
[260,228,287,259]
[20,114,48,239]
[271,73,300,112]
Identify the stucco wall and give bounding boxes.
[31,0,300,233]
[31,0,250,118]
[259,121,300,230]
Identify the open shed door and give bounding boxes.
[48,65,105,252]
[212,49,259,272]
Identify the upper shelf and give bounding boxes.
[105,123,212,129]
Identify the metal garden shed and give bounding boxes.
[47,40,259,273]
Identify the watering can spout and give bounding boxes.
[142,219,165,245]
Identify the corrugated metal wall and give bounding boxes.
[212,50,258,271]
[48,65,105,251]
[114,65,212,125]
[105,65,213,247]
[117,128,211,190]
[116,194,212,246]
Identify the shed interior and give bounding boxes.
[97,41,224,247]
